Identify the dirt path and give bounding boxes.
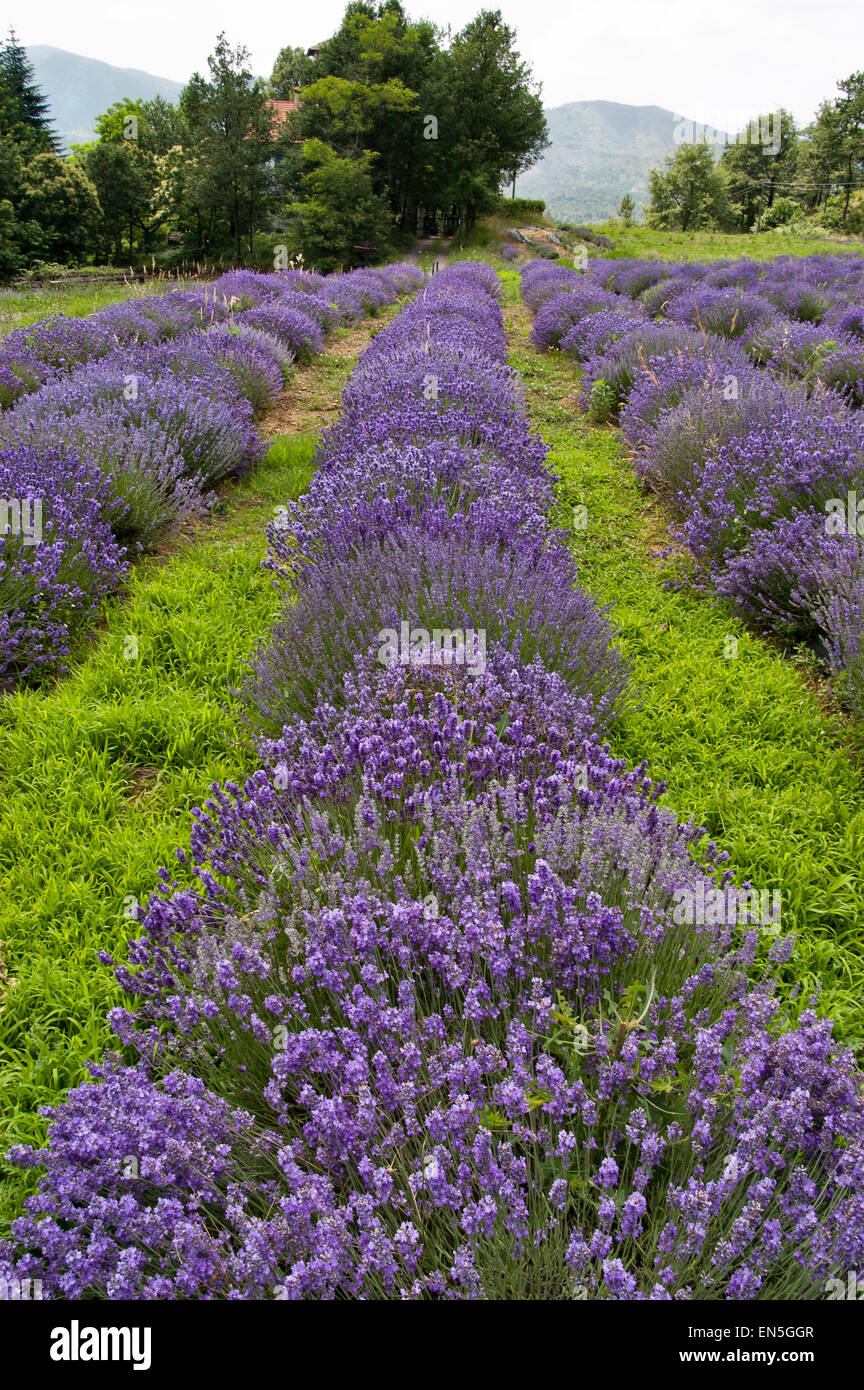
[401,236,452,270]
[260,311,397,439]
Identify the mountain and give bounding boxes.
[25,46,184,150]
[515,100,726,223]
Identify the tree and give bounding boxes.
[269,45,314,99]
[0,196,20,279]
[797,109,842,214]
[286,138,393,270]
[287,2,439,229]
[619,193,635,225]
[719,109,798,230]
[647,143,729,231]
[138,96,189,157]
[181,34,275,259]
[16,153,101,263]
[0,28,57,152]
[83,140,153,261]
[833,73,864,220]
[297,73,417,157]
[437,10,549,231]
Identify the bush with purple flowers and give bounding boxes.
[522,253,864,712]
[0,263,418,678]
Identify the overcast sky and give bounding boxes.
[13,0,863,130]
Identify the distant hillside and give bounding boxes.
[515,100,727,223]
[26,46,184,150]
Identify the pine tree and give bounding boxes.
[0,28,58,151]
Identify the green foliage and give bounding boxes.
[759,196,798,230]
[269,45,314,99]
[586,377,617,423]
[618,193,635,225]
[179,34,275,260]
[719,109,799,231]
[495,195,546,217]
[16,153,102,264]
[647,142,730,231]
[284,4,548,237]
[286,139,394,270]
[437,9,549,228]
[0,28,57,153]
[0,196,20,279]
[82,139,154,262]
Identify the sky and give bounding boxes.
[11,0,864,130]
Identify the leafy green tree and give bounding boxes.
[286,138,393,270]
[647,143,729,231]
[436,9,548,231]
[797,109,842,214]
[181,34,275,259]
[83,139,153,261]
[269,45,314,98]
[137,96,189,157]
[833,73,864,220]
[0,196,21,279]
[93,98,146,144]
[297,73,417,157]
[619,193,634,225]
[288,2,438,228]
[801,76,864,222]
[16,153,101,263]
[719,109,798,230]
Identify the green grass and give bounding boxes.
[504,286,864,1052]
[470,210,864,267]
[587,222,864,263]
[0,275,178,337]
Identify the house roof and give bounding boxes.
[268,98,302,139]
[269,98,300,123]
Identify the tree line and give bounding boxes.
[646,77,864,234]
[0,3,549,278]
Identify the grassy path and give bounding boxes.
[500,269,864,1050]
[0,304,399,1227]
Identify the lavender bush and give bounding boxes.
[0,262,415,676]
[522,255,864,699]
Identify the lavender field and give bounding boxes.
[524,253,864,715]
[1,248,864,1309]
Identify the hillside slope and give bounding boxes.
[26,45,183,149]
[516,100,726,222]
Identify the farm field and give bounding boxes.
[0,269,417,1227]
[504,272,864,1044]
[3,241,864,1307]
[0,273,179,336]
[586,223,864,264]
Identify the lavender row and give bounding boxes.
[3,265,864,1300]
[522,254,864,716]
[0,264,423,679]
